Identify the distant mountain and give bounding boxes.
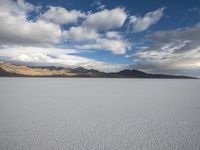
[108,69,194,78]
[0,62,196,79]
[0,62,75,77]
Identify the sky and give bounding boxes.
[0,0,200,77]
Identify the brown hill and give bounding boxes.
[0,62,196,79]
[0,62,76,77]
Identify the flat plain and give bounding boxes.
[0,78,200,150]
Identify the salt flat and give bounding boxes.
[0,78,200,150]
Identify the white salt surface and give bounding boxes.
[0,78,200,150]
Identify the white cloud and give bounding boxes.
[0,0,34,15]
[62,7,127,42]
[0,0,62,46]
[133,23,200,77]
[0,1,130,55]
[76,38,132,54]
[106,31,122,39]
[92,0,106,10]
[61,7,131,54]
[39,6,86,25]
[0,46,127,72]
[0,0,131,54]
[63,26,100,41]
[129,7,165,32]
[83,7,127,31]
[97,5,106,10]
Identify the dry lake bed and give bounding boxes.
[0,78,200,150]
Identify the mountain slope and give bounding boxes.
[108,69,194,78]
[0,62,196,78]
[0,62,76,77]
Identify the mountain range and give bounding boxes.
[0,62,196,79]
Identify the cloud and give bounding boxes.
[106,31,122,39]
[146,23,200,46]
[0,46,127,72]
[0,0,131,54]
[63,27,131,54]
[133,23,200,77]
[0,0,34,15]
[0,0,62,46]
[92,0,106,10]
[61,7,131,54]
[39,6,86,25]
[189,7,200,15]
[83,8,127,31]
[97,5,106,10]
[129,7,165,32]
[63,26,100,41]
[76,38,131,54]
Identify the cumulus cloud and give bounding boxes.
[76,38,131,54]
[0,0,62,46]
[62,8,130,53]
[63,26,100,41]
[0,0,34,15]
[106,31,122,39]
[133,23,200,77]
[0,0,131,54]
[129,7,165,32]
[0,46,127,72]
[39,6,86,25]
[83,8,127,31]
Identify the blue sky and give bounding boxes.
[0,0,200,77]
